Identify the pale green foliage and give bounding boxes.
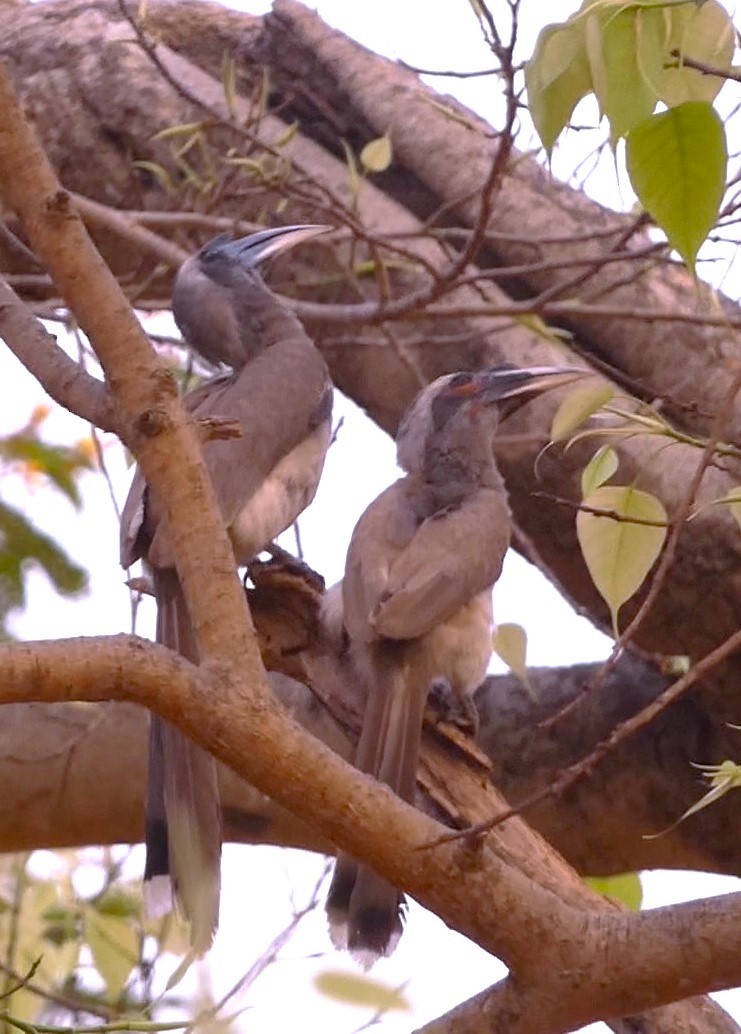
[525,19,591,152]
[646,761,741,838]
[0,410,92,638]
[626,102,727,268]
[527,0,733,151]
[85,907,140,1001]
[585,872,643,911]
[660,1,735,106]
[683,761,741,819]
[717,488,741,532]
[526,0,734,268]
[315,969,410,1012]
[585,3,665,142]
[576,485,667,635]
[491,622,534,697]
[360,133,393,173]
[0,853,144,1020]
[550,381,614,442]
[580,444,619,497]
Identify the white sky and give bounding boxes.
[2,1,741,1032]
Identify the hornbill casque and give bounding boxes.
[323,364,584,965]
[120,225,333,956]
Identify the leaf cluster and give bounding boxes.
[526,0,734,266]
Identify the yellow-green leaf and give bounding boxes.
[645,760,741,839]
[360,134,392,173]
[581,445,618,497]
[6,880,80,1007]
[85,911,138,1000]
[492,623,533,698]
[132,161,175,195]
[577,485,667,634]
[153,121,207,141]
[551,381,614,441]
[585,6,665,142]
[514,313,573,345]
[626,102,727,269]
[660,0,734,106]
[315,970,410,1012]
[94,887,140,919]
[718,489,741,533]
[586,872,643,911]
[274,120,299,148]
[340,138,361,201]
[526,21,591,152]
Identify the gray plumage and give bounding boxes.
[324,364,584,964]
[120,225,332,955]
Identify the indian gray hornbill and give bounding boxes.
[323,363,584,965]
[120,225,333,955]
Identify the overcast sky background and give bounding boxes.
[3,0,741,1031]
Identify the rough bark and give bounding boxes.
[3,652,740,882]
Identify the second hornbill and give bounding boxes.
[120,225,333,955]
[323,363,583,964]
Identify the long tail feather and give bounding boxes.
[327,648,426,964]
[148,568,222,955]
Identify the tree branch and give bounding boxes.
[0,277,117,432]
[0,58,260,673]
[0,633,739,1030]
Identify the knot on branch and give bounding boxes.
[133,406,171,438]
[43,189,74,219]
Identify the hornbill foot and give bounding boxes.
[427,677,480,737]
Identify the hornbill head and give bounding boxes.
[396,363,588,474]
[172,224,330,369]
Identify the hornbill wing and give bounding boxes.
[371,485,512,641]
[142,341,331,569]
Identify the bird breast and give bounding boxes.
[230,421,331,563]
[412,591,493,699]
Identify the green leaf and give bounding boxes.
[514,313,574,345]
[340,139,361,201]
[492,623,534,699]
[526,21,592,152]
[717,489,741,533]
[577,485,667,634]
[586,872,643,911]
[581,445,618,497]
[274,120,299,148]
[153,121,208,141]
[0,501,87,596]
[315,970,410,1012]
[3,877,81,1018]
[585,5,665,141]
[360,134,393,173]
[626,102,727,269]
[551,381,614,441]
[133,160,176,195]
[94,888,140,919]
[0,433,92,507]
[660,0,735,106]
[84,910,138,1000]
[0,500,87,636]
[645,760,741,839]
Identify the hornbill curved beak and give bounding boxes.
[475,363,589,406]
[207,224,332,270]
